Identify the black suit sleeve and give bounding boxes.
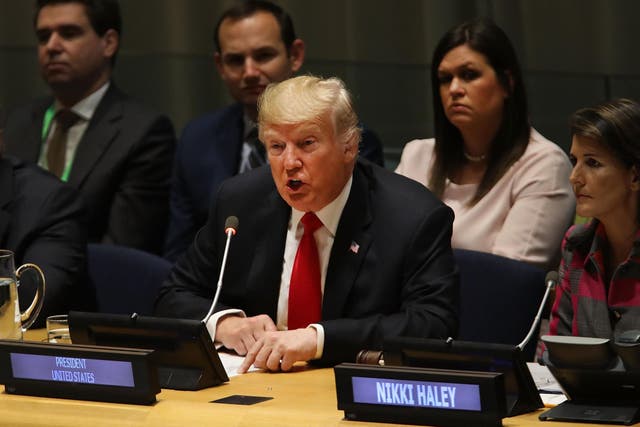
[16,181,89,326]
[319,204,459,365]
[155,210,221,319]
[155,167,281,319]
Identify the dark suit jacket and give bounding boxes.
[164,103,385,261]
[2,84,176,254]
[0,156,92,327]
[155,160,459,365]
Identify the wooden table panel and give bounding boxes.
[0,329,603,427]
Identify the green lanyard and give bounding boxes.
[41,105,55,139]
[41,104,74,182]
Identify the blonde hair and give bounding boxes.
[258,75,362,145]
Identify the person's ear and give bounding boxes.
[343,132,359,162]
[102,29,119,61]
[288,39,305,73]
[502,70,514,99]
[631,165,640,191]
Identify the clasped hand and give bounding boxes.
[216,314,317,373]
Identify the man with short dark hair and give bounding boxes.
[155,76,458,371]
[164,0,384,261]
[2,0,176,254]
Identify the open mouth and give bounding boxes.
[287,179,303,190]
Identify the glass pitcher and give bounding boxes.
[0,250,45,339]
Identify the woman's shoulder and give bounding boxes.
[525,128,570,159]
[395,138,436,185]
[400,138,436,156]
[516,128,572,171]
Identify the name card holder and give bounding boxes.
[0,339,159,405]
[335,363,506,427]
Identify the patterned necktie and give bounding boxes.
[245,126,266,171]
[47,109,79,177]
[288,212,323,330]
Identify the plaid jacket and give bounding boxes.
[549,220,640,338]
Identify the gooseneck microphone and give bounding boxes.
[517,271,559,351]
[202,216,239,324]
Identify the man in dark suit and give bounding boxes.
[0,153,91,326]
[2,0,175,254]
[164,0,384,261]
[155,76,458,371]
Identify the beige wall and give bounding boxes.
[2,0,640,167]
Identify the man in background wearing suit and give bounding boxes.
[155,76,458,371]
[2,0,175,254]
[164,0,385,261]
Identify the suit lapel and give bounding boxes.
[0,159,15,244]
[23,100,51,162]
[8,98,52,163]
[245,186,290,320]
[323,165,373,319]
[67,85,122,188]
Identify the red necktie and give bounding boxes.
[288,212,323,330]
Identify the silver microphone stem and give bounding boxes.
[517,278,555,351]
[202,228,234,324]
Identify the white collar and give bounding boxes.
[290,175,353,236]
[55,81,110,121]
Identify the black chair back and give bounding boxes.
[87,244,172,316]
[454,249,547,360]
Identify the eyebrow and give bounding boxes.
[37,23,84,32]
[438,61,476,71]
[571,151,599,157]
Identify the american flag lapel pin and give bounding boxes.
[349,241,360,254]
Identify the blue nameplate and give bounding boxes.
[335,363,506,427]
[0,339,159,405]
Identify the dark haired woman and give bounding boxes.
[550,98,640,337]
[396,18,574,270]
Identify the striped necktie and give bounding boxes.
[241,126,266,172]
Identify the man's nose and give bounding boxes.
[45,32,63,52]
[283,146,302,170]
[243,58,260,78]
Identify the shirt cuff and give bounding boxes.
[308,323,325,359]
[205,308,245,344]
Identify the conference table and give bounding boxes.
[0,330,614,427]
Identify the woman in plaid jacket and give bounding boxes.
[550,98,640,338]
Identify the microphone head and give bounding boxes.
[545,271,559,285]
[224,216,239,235]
